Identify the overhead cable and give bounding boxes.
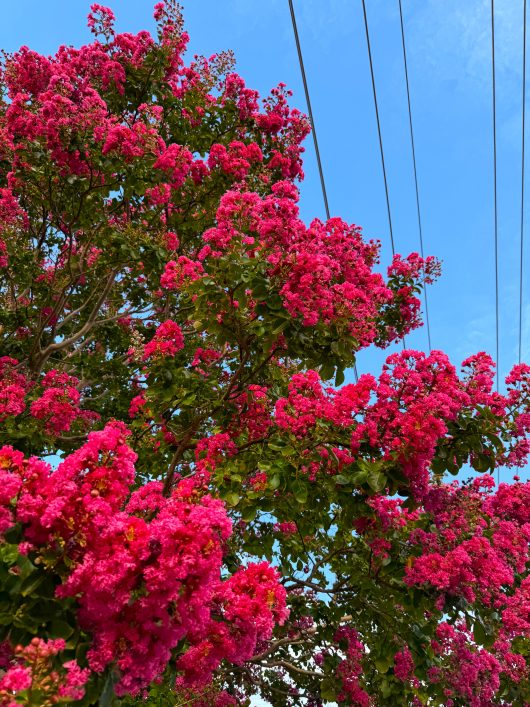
[361,0,396,255]
[519,0,527,365]
[398,0,433,352]
[491,0,500,391]
[288,0,360,382]
[288,0,330,218]
[361,0,409,352]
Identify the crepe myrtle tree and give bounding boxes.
[0,3,530,706]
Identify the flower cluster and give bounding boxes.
[0,361,98,436]
[160,256,205,291]
[30,370,87,434]
[402,476,530,607]
[176,563,288,688]
[200,184,439,351]
[0,358,28,421]
[208,141,263,180]
[0,423,286,696]
[334,627,370,706]
[0,638,89,706]
[427,622,504,707]
[143,319,184,360]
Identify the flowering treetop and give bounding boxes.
[0,2,530,706]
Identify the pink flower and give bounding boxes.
[143,320,184,359]
[0,666,31,692]
[160,257,204,290]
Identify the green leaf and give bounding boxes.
[241,506,257,522]
[320,362,335,381]
[250,280,268,300]
[224,492,240,507]
[320,677,337,701]
[50,619,74,639]
[0,544,20,565]
[268,441,285,452]
[471,454,493,473]
[99,671,120,707]
[19,571,46,597]
[269,474,281,490]
[271,318,289,335]
[367,469,386,493]
[473,620,487,646]
[334,366,345,387]
[374,655,391,673]
[0,611,14,626]
[292,481,308,505]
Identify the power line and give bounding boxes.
[491,0,500,391]
[361,0,396,255]
[288,0,330,219]
[398,0,432,352]
[288,0,359,382]
[520,0,527,365]
[361,0,408,353]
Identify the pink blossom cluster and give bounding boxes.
[176,562,287,688]
[258,83,310,178]
[351,350,470,498]
[199,183,438,349]
[153,143,195,187]
[0,0,309,226]
[229,385,272,443]
[334,626,371,706]
[193,432,237,481]
[143,319,184,359]
[396,477,530,606]
[0,637,89,706]
[30,369,88,434]
[270,350,530,507]
[87,3,116,37]
[393,646,416,683]
[426,622,510,707]
[350,351,530,498]
[273,521,297,535]
[129,392,147,418]
[208,141,263,180]
[0,188,27,268]
[0,357,28,421]
[274,369,373,438]
[353,495,419,563]
[0,359,98,435]
[0,423,287,696]
[191,346,222,376]
[100,119,160,161]
[160,256,205,291]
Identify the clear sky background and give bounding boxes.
[0,2,527,703]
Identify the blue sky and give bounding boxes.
[0,0,527,453]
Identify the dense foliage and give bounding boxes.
[1,3,530,705]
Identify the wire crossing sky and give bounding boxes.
[398,0,433,353]
[288,0,359,383]
[361,0,411,353]
[491,0,500,392]
[287,0,331,221]
[519,0,527,366]
[361,0,396,257]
